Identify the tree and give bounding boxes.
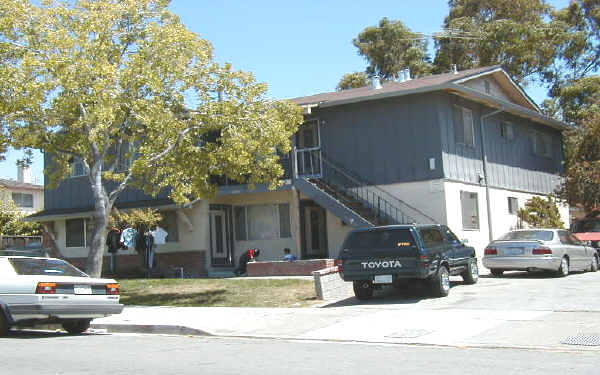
[0,193,41,236]
[352,18,432,80]
[0,0,303,277]
[336,72,369,91]
[434,0,564,84]
[557,111,600,212]
[518,196,565,229]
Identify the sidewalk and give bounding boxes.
[91,305,600,351]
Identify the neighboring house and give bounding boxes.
[0,166,44,215]
[26,65,569,276]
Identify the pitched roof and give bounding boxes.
[290,66,503,106]
[0,178,43,191]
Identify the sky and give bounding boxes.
[0,0,570,184]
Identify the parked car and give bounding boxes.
[482,229,599,277]
[0,256,123,336]
[571,211,600,254]
[337,224,478,300]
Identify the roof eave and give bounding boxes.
[316,84,448,109]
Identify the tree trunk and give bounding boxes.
[41,223,63,259]
[86,169,112,278]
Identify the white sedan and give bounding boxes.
[0,256,123,335]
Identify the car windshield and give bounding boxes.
[344,229,416,249]
[573,219,600,233]
[497,230,554,241]
[9,258,88,277]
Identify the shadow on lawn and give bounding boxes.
[121,289,227,307]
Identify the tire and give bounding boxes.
[430,265,450,297]
[461,259,479,285]
[0,312,8,337]
[62,319,92,334]
[490,269,504,277]
[353,280,374,300]
[590,256,599,272]
[557,256,569,277]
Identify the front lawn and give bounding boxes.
[118,278,319,308]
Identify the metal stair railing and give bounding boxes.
[317,152,438,225]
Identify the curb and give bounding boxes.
[90,324,211,336]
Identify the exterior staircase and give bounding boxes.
[293,149,437,228]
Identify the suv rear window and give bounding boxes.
[9,258,88,277]
[343,229,416,249]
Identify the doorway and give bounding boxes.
[209,210,233,266]
[300,200,328,259]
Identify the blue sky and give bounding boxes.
[1,0,569,184]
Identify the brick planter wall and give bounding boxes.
[247,259,335,277]
[312,266,354,300]
[67,250,208,278]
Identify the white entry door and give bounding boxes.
[210,211,230,266]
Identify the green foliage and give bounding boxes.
[353,18,432,80]
[518,196,564,229]
[0,0,303,276]
[434,0,562,83]
[0,196,41,236]
[336,72,369,91]
[553,76,600,125]
[109,208,163,230]
[557,111,600,212]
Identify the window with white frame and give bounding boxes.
[500,121,514,141]
[12,192,33,208]
[71,157,86,177]
[453,105,475,147]
[234,203,291,241]
[508,197,519,215]
[66,218,94,247]
[533,132,552,157]
[460,191,480,230]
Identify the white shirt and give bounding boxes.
[152,226,168,245]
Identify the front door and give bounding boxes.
[301,203,328,259]
[210,210,231,266]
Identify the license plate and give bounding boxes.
[374,275,393,284]
[503,248,524,256]
[74,285,92,295]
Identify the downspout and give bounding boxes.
[480,107,504,243]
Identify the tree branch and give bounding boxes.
[147,126,201,165]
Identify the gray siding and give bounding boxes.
[315,93,445,185]
[440,93,563,194]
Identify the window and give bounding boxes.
[484,80,491,94]
[158,211,179,242]
[441,225,460,244]
[234,203,291,241]
[66,218,94,247]
[453,105,474,147]
[500,122,514,141]
[71,157,86,177]
[498,230,554,241]
[420,228,445,247]
[461,191,480,230]
[533,132,552,157]
[508,197,518,215]
[12,192,33,208]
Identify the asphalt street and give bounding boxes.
[1,332,598,375]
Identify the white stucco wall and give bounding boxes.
[377,179,447,225]
[326,210,352,259]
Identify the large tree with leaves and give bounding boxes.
[352,18,432,80]
[434,0,565,84]
[336,72,369,91]
[0,0,303,277]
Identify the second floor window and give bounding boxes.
[71,158,86,177]
[12,192,33,208]
[454,105,474,147]
[500,121,515,141]
[533,132,552,158]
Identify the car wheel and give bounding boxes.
[490,269,504,277]
[353,280,374,300]
[0,313,8,337]
[557,256,569,277]
[430,265,450,297]
[590,256,599,272]
[461,259,479,285]
[62,319,92,334]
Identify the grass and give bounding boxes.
[118,278,319,308]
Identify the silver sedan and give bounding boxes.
[482,229,599,277]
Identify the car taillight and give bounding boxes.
[532,248,552,255]
[484,247,497,255]
[36,282,57,294]
[106,283,120,295]
[334,259,343,273]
